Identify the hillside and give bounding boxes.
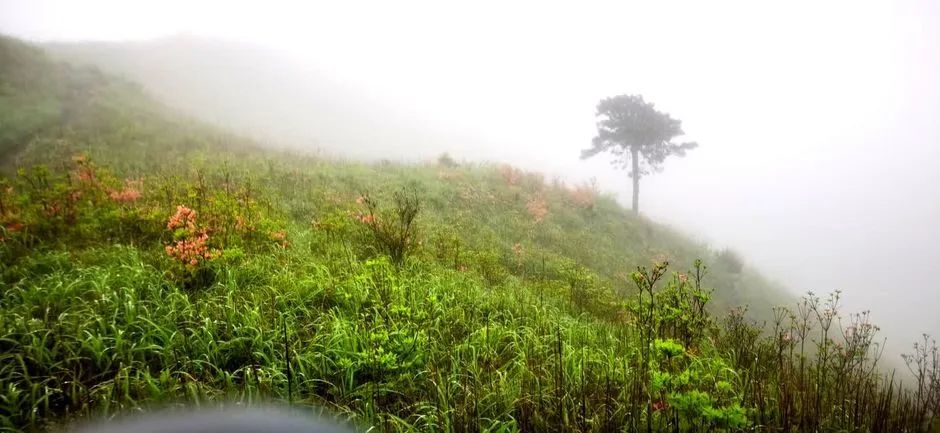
[1,36,935,432]
[8,35,792,316]
[44,35,476,160]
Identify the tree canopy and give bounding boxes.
[581,94,697,213]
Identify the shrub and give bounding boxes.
[498,164,522,186]
[472,248,509,286]
[164,205,220,287]
[355,187,421,266]
[526,195,548,223]
[436,152,458,167]
[568,179,598,210]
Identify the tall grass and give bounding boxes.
[0,153,936,432]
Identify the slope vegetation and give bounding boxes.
[1,36,934,433]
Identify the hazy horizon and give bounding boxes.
[2,0,938,359]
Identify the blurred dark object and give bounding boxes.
[67,406,355,433]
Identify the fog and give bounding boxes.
[2,0,939,359]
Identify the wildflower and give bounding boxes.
[356,195,366,205]
[678,273,689,283]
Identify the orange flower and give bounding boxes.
[167,205,197,231]
[166,230,218,268]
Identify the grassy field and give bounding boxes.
[0,35,936,432]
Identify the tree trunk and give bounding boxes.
[631,146,640,214]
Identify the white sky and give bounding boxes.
[2,0,939,356]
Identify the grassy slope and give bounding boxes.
[8,36,920,433]
[5,35,792,315]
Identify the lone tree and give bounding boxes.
[581,94,697,214]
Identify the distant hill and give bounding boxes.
[45,35,478,160]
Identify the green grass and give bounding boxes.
[0,35,936,432]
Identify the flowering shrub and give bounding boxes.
[352,196,377,225]
[72,154,97,185]
[234,215,253,233]
[167,205,197,232]
[165,231,219,268]
[0,182,19,243]
[108,179,142,203]
[568,181,598,210]
[164,205,220,270]
[526,195,548,223]
[498,164,522,186]
[269,230,289,248]
[458,185,496,204]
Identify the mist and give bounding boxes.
[2,0,939,361]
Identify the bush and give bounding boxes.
[355,187,421,266]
